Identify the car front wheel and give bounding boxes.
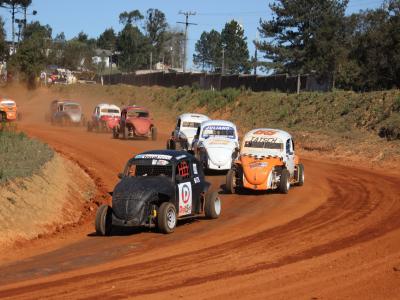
[279,169,290,194]
[205,191,221,219]
[158,202,177,234]
[225,169,236,194]
[95,204,112,236]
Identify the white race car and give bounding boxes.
[192,120,239,171]
[167,113,210,151]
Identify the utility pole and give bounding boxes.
[221,48,225,75]
[177,11,197,73]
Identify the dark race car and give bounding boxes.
[95,150,221,235]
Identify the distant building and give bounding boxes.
[92,49,113,68]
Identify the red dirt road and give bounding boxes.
[0,89,400,299]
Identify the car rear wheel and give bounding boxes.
[297,164,305,186]
[166,139,175,150]
[112,127,119,139]
[95,204,112,236]
[123,125,129,139]
[205,191,221,219]
[279,169,290,194]
[151,127,157,141]
[225,169,236,194]
[158,202,176,234]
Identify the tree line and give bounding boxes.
[0,0,398,91]
[193,0,400,90]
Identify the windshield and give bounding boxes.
[64,104,80,111]
[101,108,119,114]
[126,160,172,177]
[182,121,201,128]
[127,110,149,118]
[201,125,235,139]
[244,137,283,150]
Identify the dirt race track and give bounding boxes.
[0,88,400,299]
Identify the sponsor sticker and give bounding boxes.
[194,177,200,184]
[151,159,169,166]
[193,163,198,175]
[178,183,192,216]
[136,154,172,160]
[249,162,268,169]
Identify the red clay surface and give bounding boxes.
[0,87,400,299]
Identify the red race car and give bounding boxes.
[113,105,157,140]
[87,103,120,133]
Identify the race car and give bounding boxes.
[0,98,19,122]
[225,128,304,194]
[46,100,86,126]
[113,106,157,140]
[95,150,221,235]
[192,120,239,171]
[166,113,210,151]
[87,103,120,133]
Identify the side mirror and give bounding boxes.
[118,173,124,179]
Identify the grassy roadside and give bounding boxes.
[0,130,54,183]
[51,84,400,166]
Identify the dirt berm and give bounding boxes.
[0,153,95,248]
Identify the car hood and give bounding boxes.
[65,111,82,122]
[241,155,284,185]
[112,176,174,223]
[129,118,152,135]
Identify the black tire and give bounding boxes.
[112,127,119,139]
[205,191,221,219]
[166,139,175,150]
[225,169,236,194]
[279,169,290,194]
[95,204,112,236]
[297,164,304,186]
[151,127,157,141]
[158,202,177,234]
[123,125,129,139]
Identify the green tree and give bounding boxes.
[0,0,27,50]
[162,28,184,68]
[221,20,250,74]
[117,24,150,72]
[97,28,116,50]
[0,16,7,60]
[193,30,222,72]
[258,0,348,81]
[119,10,143,26]
[8,21,51,87]
[145,8,168,60]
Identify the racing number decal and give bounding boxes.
[178,183,192,216]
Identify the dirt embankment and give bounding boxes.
[0,153,95,248]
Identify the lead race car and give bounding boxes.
[95,150,221,235]
[113,105,157,140]
[192,120,239,171]
[87,103,120,132]
[166,113,210,151]
[225,128,304,194]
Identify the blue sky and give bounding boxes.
[0,0,383,70]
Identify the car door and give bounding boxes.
[175,160,194,217]
[190,160,203,214]
[285,138,295,177]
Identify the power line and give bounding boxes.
[177,11,197,73]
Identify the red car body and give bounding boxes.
[113,106,157,140]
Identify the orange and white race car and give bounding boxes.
[225,128,304,194]
[0,98,19,122]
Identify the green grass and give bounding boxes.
[0,130,54,183]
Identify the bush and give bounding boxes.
[0,130,54,183]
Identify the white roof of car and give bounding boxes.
[200,119,237,129]
[96,103,120,111]
[0,99,15,105]
[244,128,292,142]
[179,113,209,122]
